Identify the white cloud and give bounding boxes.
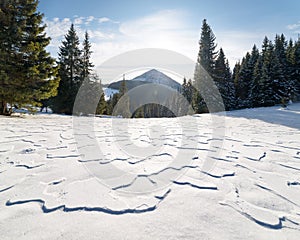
[44,16,117,50]
[99,17,111,24]
[85,16,95,25]
[74,17,84,25]
[119,10,187,36]
[44,11,272,82]
[287,21,300,30]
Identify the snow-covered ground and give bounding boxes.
[1,104,300,239]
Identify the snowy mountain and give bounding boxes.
[108,69,182,92]
[103,87,119,101]
[131,69,181,91]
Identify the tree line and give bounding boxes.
[189,19,300,114]
[0,1,299,117]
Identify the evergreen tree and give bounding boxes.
[214,48,235,110]
[182,77,194,104]
[52,24,82,114]
[0,0,59,115]
[112,75,131,117]
[232,61,241,90]
[235,45,260,108]
[260,38,274,106]
[193,19,220,113]
[96,92,107,115]
[75,32,105,115]
[273,34,290,103]
[235,52,251,108]
[82,31,94,81]
[251,55,263,107]
[293,40,300,100]
[286,39,297,101]
[197,19,218,75]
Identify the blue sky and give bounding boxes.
[38,0,300,82]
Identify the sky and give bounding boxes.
[38,0,300,83]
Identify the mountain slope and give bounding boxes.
[107,69,181,91]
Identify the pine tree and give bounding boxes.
[197,19,218,75]
[232,61,241,90]
[293,40,300,100]
[251,55,263,107]
[182,77,194,104]
[235,52,251,108]
[235,45,260,108]
[214,48,235,110]
[76,31,105,115]
[52,24,82,114]
[82,31,94,81]
[0,0,59,115]
[286,39,297,101]
[193,19,220,113]
[260,38,274,106]
[112,75,131,117]
[273,34,290,103]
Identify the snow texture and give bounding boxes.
[0,104,300,239]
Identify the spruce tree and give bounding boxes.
[193,19,219,113]
[182,78,194,104]
[286,39,297,101]
[52,24,82,114]
[82,31,94,81]
[261,39,274,106]
[251,55,263,107]
[232,61,241,90]
[112,76,131,117]
[235,52,251,108]
[293,40,300,100]
[76,31,105,115]
[0,0,59,115]
[273,34,290,103]
[214,48,235,110]
[95,92,107,115]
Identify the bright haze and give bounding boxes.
[38,0,300,83]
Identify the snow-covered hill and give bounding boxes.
[131,69,181,90]
[0,104,300,239]
[107,69,182,92]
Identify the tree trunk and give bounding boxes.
[0,101,11,116]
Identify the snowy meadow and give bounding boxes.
[1,104,300,239]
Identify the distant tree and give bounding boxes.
[260,37,275,106]
[182,77,194,104]
[0,0,59,115]
[288,40,300,101]
[235,45,260,108]
[232,61,241,88]
[112,76,131,117]
[286,39,297,101]
[292,40,300,100]
[96,92,108,115]
[214,48,235,110]
[251,55,263,107]
[235,52,251,108]
[272,34,291,103]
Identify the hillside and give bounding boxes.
[107,69,182,92]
